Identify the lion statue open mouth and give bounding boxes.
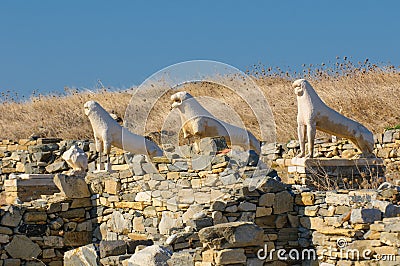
[170,91,261,154]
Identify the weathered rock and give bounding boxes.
[273,191,293,214]
[64,231,92,246]
[167,251,194,266]
[380,232,400,247]
[61,145,88,173]
[5,235,42,259]
[350,208,381,224]
[101,255,132,266]
[1,206,23,227]
[214,248,246,265]
[258,193,275,207]
[104,178,121,195]
[100,240,127,258]
[23,212,47,223]
[109,211,131,234]
[64,244,98,266]
[210,201,226,211]
[53,174,90,198]
[18,224,47,237]
[245,176,287,193]
[198,222,263,248]
[43,236,64,248]
[126,245,172,266]
[126,239,154,253]
[135,191,152,202]
[159,212,179,235]
[45,160,68,173]
[187,217,213,231]
[238,201,257,211]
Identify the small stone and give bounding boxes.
[187,217,213,231]
[53,174,90,198]
[126,245,172,266]
[64,232,92,247]
[104,178,121,195]
[350,208,381,224]
[178,189,194,204]
[210,201,226,211]
[259,193,275,207]
[1,206,23,227]
[23,212,47,223]
[380,232,400,247]
[256,207,272,217]
[64,244,98,266]
[135,192,152,203]
[212,211,228,225]
[273,191,293,214]
[214,248,246,265]
[238,201,257,212]
[99,240,127,258]
[198,222,264,248]
[5,235,42,259]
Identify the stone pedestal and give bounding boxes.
[2,174,60,204]
[284,158,385,189]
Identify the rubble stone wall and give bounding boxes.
[0,136,399,265]
[263,129,400,185]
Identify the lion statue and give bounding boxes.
[84,101,163,164]
[292,79,374,158]
[170,91,261,154]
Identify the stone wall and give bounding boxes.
[263,129,400,186]
[0,136,399,265]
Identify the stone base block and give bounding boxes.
[287,158,385,189]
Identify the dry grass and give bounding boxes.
[1,59,400,142]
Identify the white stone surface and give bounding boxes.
[84,101,163,158]
[170,91,261,154]
[292,79,374,158]
[62,145,88,173]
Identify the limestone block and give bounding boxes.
[135,192,152,203]
[43,236,64,248]
[198,222,264,248]
[126,245,172,266]
[99,240,127,258]
[350,208,381,224]
[64,244,98,266]
[258,193,275,207]
[178,189,195,204]
[1,206,23,227]
[159,212,180,235]
[273,191,293,214]
[64,231,92,247]
[104,178,121,195]
[256,207,272,217]
[5,235,41,259]
[109,211,131,234]
[295,192,315,206]
[214,248,246,265]
[23,212,47,223]
[53,174,90,198]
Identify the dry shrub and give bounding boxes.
[1,59,399,142]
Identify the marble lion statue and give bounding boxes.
[292,79,374,158]
[84,101,163,163]
[170,91,261,154]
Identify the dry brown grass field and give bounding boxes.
[1,59,399,143]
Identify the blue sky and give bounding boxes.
[1,1,399,97]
